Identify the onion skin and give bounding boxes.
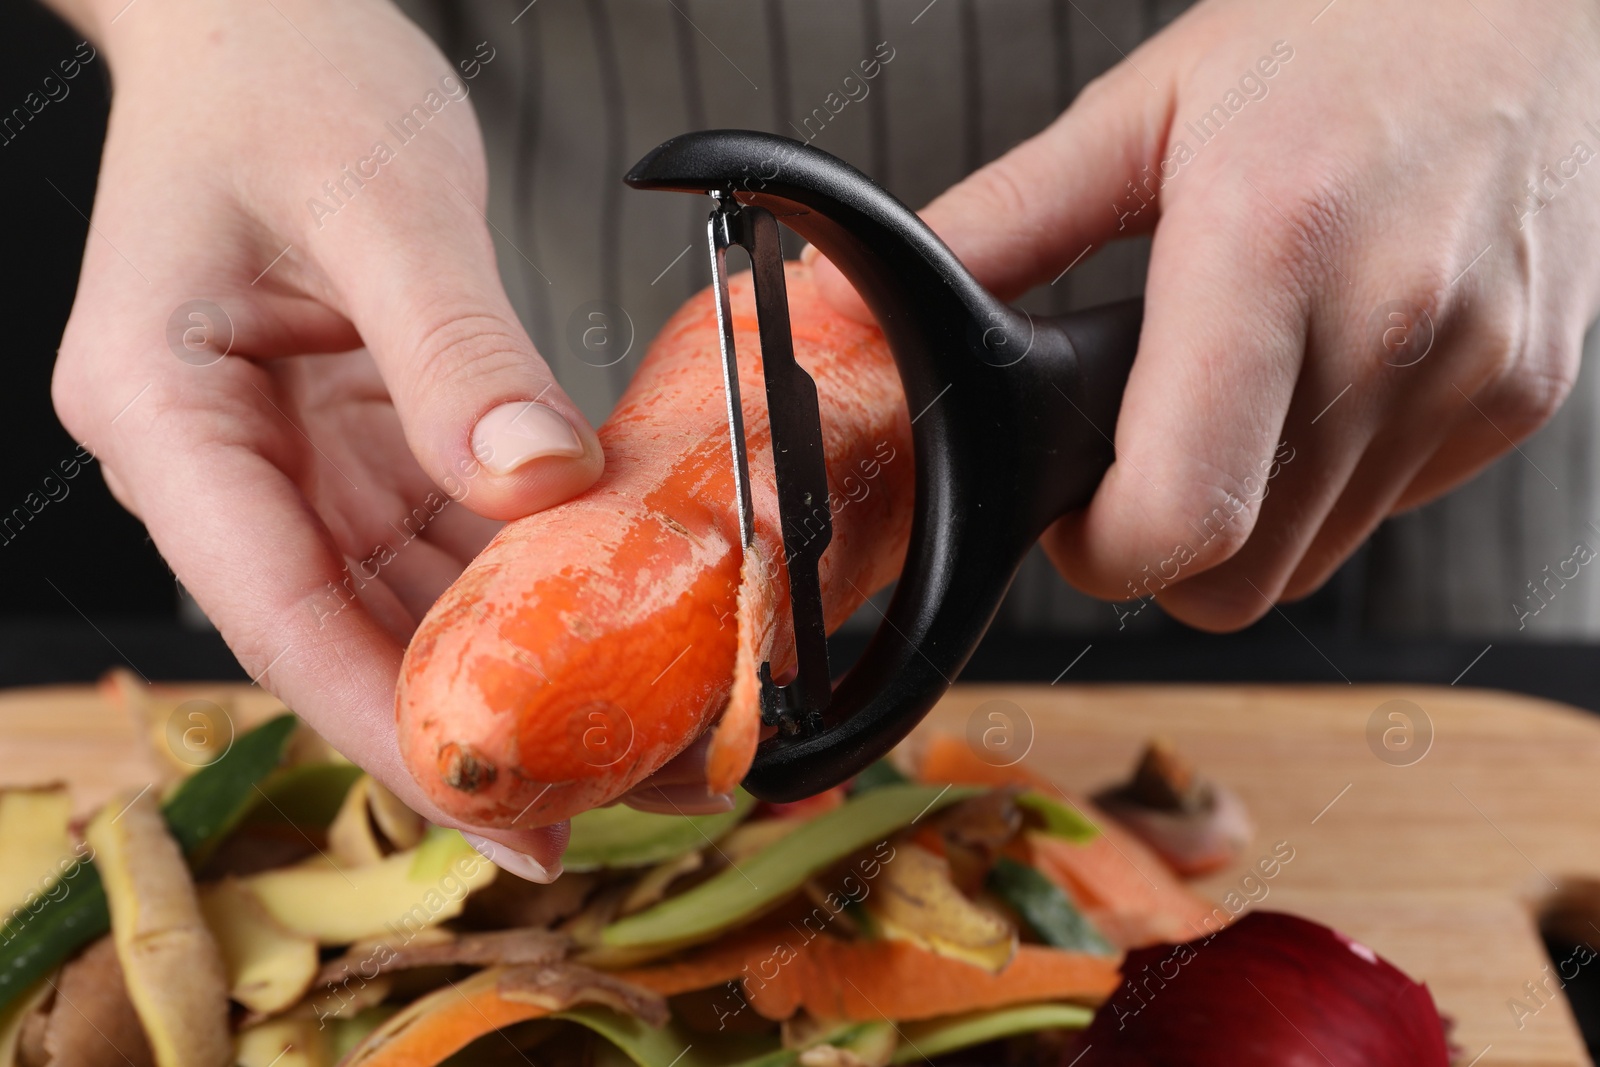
[1066,911,1450,1065]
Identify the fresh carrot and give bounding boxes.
[918,735,1221,948]
[398,264,912,828]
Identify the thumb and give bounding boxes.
[327,199,604,522]
[810,60,1170,321]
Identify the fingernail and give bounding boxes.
[461,831,561,884]
[676,789,737,814]
[472,400,584,475]
[800,243,820,266]
[625,786,736,815]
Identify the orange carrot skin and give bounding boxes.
[398,264,912,828]
[621,929,1119,1021]
[349,974,551,1067]
[918,734,1221,947]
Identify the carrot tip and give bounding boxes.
[439,742,499,794]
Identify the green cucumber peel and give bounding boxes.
[986,855,1115,956]
[556,1004,782,1067]
[601,784,981,950]
[249,760,364,829]
[409,825,480,882]
[565,790,757,872]
[0,713,297,1014]
[849,758,909,794]
[889,1002,1093,1063]
[1016,791,1100,844]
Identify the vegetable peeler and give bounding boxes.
[626,131,1143,802]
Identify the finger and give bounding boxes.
[62,353,569,877]
[317,185,603,522]
[1041,183,1312,620]
[99,461,138,518]
[1279,330,1551,597]
[617,732,736,815]
[418,498,502,562]
[1279,429,1446,601]
[1158,368,1421,623]
[462,823,571,883]
[809,59,1172,320]
[622,785,737,816]
[1393,348,1580,513]
[348,537,466,629]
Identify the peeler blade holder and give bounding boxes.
[627,130,1142,802]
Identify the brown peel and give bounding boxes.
[1092,738,1255,878]
[85,791,231,1067]
[41,938,155,1067]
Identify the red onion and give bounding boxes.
[1065,911,1450,1065]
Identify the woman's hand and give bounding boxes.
[50,0,602,878]
[813,0,1600,630]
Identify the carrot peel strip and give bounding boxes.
[706,542,777,794]
[618,930,1118,1023]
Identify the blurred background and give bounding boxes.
[6,0,1600,713]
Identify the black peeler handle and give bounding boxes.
[627,131,1142,801]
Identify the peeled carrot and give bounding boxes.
[398,264,912,828]
[918,735,1221,948]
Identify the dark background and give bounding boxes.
[2,1,176,625]
[5,1,1600,715]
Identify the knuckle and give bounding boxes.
[1070,62,1138,119]
[1182,477,1259,563]
[404,305,530,397]
[1398,266,1455,321]
[1250,166,1359,281]
[1128,465,1264,597]
[963,160,1032,222]
[1158,572,1271,634]
[1492,332,1579,435]
[50,345,98,443]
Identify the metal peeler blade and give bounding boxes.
[706,195,833,737]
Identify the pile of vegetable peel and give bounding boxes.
[0,677,1449,1066]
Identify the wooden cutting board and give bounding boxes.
[2,680,1595,1065]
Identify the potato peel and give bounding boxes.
[85,791,230,1067]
